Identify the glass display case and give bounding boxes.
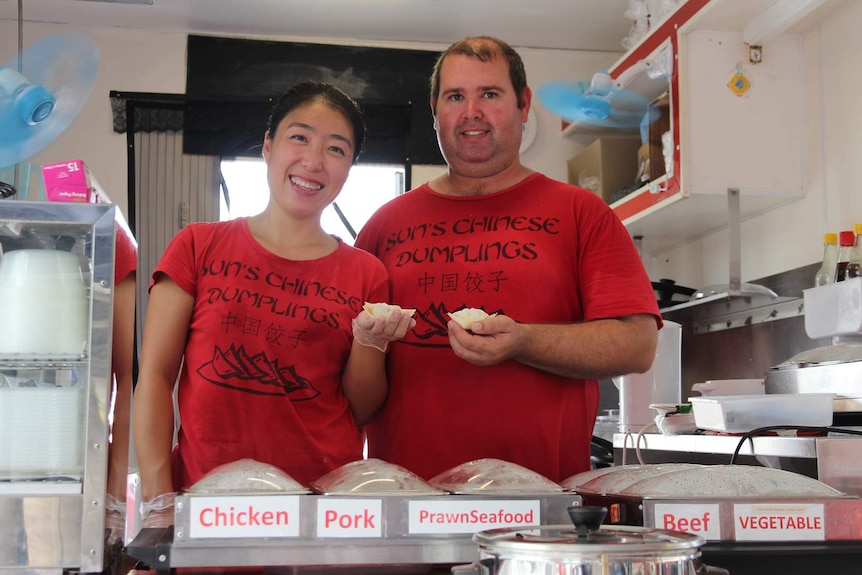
[0,200,116,574]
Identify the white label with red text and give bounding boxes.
[734,503,825,541]
[316,499,382,538]
[188,495,300,539]
[408,499,540,534]
[653,503,721,540]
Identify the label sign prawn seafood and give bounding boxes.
[408,499,541,534]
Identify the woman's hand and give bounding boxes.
[352,309,415,352]
[140,491,178,529]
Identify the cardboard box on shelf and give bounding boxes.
[41,159,105,203]
[637,141,665,183]
[566,138,640,205]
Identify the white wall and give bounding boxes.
[651,0,862,289]
[1,21,620,221]
[13,8,854,291]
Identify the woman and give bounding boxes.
[132,82,414,527]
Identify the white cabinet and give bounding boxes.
[562,0,846,256]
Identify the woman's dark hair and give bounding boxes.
[266,82,366,162]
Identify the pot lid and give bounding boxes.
[474,507,704,556]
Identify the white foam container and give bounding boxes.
[690,393,834,433]
[803,277,862,339]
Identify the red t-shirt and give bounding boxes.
[355,173,660,483]
[114,220,137,284]
[152,218,389,488]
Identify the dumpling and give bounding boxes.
[447,307,497,329]
[363,301,417,318]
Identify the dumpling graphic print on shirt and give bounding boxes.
[197,343,320,400]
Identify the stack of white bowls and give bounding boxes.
[0,249,89,356]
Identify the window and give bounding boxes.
[219,158,404,245]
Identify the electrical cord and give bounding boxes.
[729,425,862,465]
[621,420,659,465]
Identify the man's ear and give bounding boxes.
[520,86,533,123]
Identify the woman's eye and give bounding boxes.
[328,146,346,156]
[289,133,308,142]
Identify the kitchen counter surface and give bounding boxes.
[613,432,819,461]
[612,432,862,498]
[612,432,823,477]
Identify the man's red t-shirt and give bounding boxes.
[355,173,660,482]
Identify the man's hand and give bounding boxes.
[447,314,522,366]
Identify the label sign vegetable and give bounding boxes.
[734,503,825,541]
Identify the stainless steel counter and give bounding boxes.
[613,432,818,461]
[126,492,581,573]
[612,432,862,498]
[613,431,822,478]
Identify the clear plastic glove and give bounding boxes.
[105,493,127,547]
[140,491,177,529]
[352,309,416,352]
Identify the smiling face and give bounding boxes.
[432,51,531,182]
[262,100,356,222]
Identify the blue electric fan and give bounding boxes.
[535,50,673,131]
[0,33,100,172]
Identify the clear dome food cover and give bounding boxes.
[565,463,703,496]
[186,458,311,494]
[619,465,845,498]
[310,458,446,496]
[429,458,563,494]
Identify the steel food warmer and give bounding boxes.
[125,458,583,573]
[0,200,117,574]
[561,462,862,575]
[124,458,862,575]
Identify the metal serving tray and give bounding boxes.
[127,491,581,570]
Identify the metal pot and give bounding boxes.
[453,506,728,575]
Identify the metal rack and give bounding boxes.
[0,201,116,574]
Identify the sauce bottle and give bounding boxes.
[814,232,838,287]
[835,230,856,282]
[845,223,862,279]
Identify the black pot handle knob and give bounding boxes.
[567,506,607,538]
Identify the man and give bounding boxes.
[354,36,660,483]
